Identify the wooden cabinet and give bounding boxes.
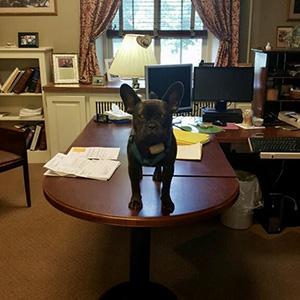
[0,47,53,163]
[252,48,300,123]
[47,95,86,155]
[44,82,132,157]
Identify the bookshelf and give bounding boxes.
[0,47,53,163]
[252,48,300,123]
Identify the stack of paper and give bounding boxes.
[19,106,43,118]
[44,147,121,181]
[173,129,210,161]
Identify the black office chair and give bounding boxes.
[0,126,31,207]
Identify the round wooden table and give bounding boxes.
[43,119,239,299]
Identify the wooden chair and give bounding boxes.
[0,126,31,207]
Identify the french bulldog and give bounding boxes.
[120,82,184,214]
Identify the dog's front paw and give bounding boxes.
[161,196,175,214]
[128,196,143,211]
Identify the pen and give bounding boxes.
[173,124,190,131]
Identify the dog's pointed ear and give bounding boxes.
[120,84,141,114]
[149,91,159,99]
[162,81,184,113]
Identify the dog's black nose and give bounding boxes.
[148,123,157,131]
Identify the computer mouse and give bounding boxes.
[212,120,227,127]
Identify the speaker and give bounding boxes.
[260,193,284,234]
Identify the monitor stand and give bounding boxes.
[202,102,243,123]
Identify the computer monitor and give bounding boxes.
[145,64,193,113]
[193,66,254,122]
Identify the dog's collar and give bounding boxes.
[129,129,173,167]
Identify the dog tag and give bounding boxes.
[149,143,165,154]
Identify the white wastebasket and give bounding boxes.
[221,170,263,230]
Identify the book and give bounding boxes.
[13,67,33,94]
[7,70,25,93]
[25,125,35,149]
[30,123,42,151]
[1,67,20,93]
[34,76,41,93]
[14,123,27,129]
[38,124,47,150]
[28,68,40,93]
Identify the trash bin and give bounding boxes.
[221,170,263,229]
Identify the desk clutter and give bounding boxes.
[173,128,210,161]
[43,147,121,180]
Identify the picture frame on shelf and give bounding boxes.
[0,0,57,15]
[52,54,79,84]
[105,59,120,82]
[92,76,105,86]
[276,26,293,47]
[18,32,39,48]
[287,0,300,20]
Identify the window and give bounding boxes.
[105,0,216,66]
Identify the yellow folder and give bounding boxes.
[173,129,210,145]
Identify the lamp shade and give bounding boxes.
[108,34,157,78]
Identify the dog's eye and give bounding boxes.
[161,114,166,119]
[139,114,144,119]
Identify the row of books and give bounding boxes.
[15,123,47,151]
[0,67,41,94]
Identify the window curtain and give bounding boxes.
[79,0,121,84]
[191,0,240,66]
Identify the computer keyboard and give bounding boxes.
[248,137,300,159]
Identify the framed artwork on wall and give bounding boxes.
[0,0,57,15]
[52,54,79,84]
[18,32,39,48]
[287,0,300,20]
[276,26,293,47]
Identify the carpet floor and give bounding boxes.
[0,164,300,300]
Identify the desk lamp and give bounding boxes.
[108,34,157,93]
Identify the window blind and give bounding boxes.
[107,0,207,39]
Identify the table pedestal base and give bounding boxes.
[100,281,178,300]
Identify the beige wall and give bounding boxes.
[250,0,299,61]
[0,0,299,64]
[0,0,80,53]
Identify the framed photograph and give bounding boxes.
[0,0,57,15]
[18,32,39,48]
[52,54,79,84]
[276,26,293,47]
[92,76,105,86]
[105,58,120,82]
[287,0,300,20]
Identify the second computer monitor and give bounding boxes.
[193,66,254,122]
[145,64,193,113]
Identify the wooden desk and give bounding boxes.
[215,126,300,144]
[43,118,239,299]
[214,125,300,232]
